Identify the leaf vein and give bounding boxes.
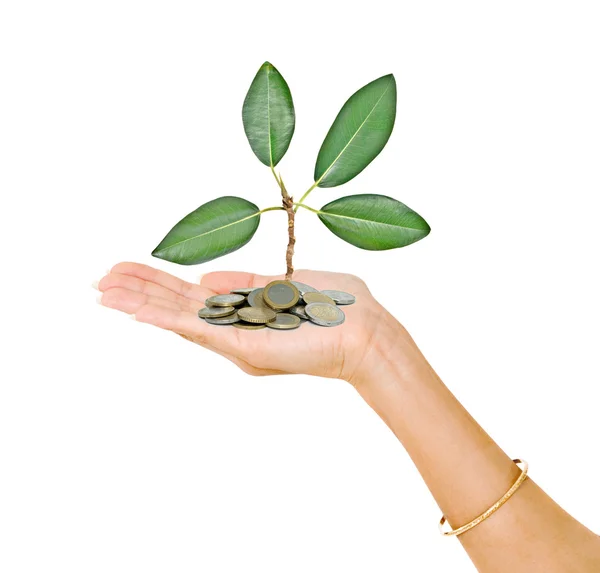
[159,212,260,251]
[320,210,425,231]
[316,77,393,186]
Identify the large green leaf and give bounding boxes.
[314,75,396,188]
[242,62,295,167]
[317,194,430,250]
[152,196,260,265]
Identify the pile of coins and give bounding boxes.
[197,280,355,330]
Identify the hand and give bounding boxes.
[97,263,407,386]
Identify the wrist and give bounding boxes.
[346,306,427,396]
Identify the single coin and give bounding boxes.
[233,321,266,330]
[290,281,319,296]
[289,305,309,320]
[247,288,270,309]
[238,306,277,324]
[305,302,346,327]
[266,313,301,330]
[205,312,240,325]
[205,293,246,307]
[198,305,236,318]
[230,287,255,295]
[263,280,300,310]
[320,290,356,305]
[302,291,336,306]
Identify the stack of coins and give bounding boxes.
[197,280,355,330]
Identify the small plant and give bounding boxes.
[152,62,431,279]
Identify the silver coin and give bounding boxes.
[302,291,336,306]
[290,281,319,296]
[247,288,282,312]
[247,287,268,308]
[320,290,356,305]
[305,302,345,327]
[288,305,309,320]
[205,312,240,325]
[205,293,246,307]
[230,288,255,295]
[198,305,236,318]
[266,313,301,330]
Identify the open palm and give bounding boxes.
[98,263,400,385]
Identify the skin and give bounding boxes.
[97,263,600,572]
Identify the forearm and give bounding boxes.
[352,312,600,572]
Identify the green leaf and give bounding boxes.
[152,196,261,265]
[314,74,396,188]
[317,194,430,250]
[242,61,295,167]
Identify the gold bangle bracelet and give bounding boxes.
[439,459,529,537]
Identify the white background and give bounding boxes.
[1,1,599,571]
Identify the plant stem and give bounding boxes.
[269,166,296,279]
[294,203,320,214]
[293,182,318,212]
[259,206,285,214]
[270,165,285,198]
[278,176,296,280]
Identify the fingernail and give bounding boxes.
[129,314,137,321]
[96,294,103,305]
[91,280,99,290]
[105,269,111,275]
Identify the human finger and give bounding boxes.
[100,287,187,315]
[109,262,213,301]
[99,272,203,312]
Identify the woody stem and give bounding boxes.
[281,183,295,281]
[270,167,295,280]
